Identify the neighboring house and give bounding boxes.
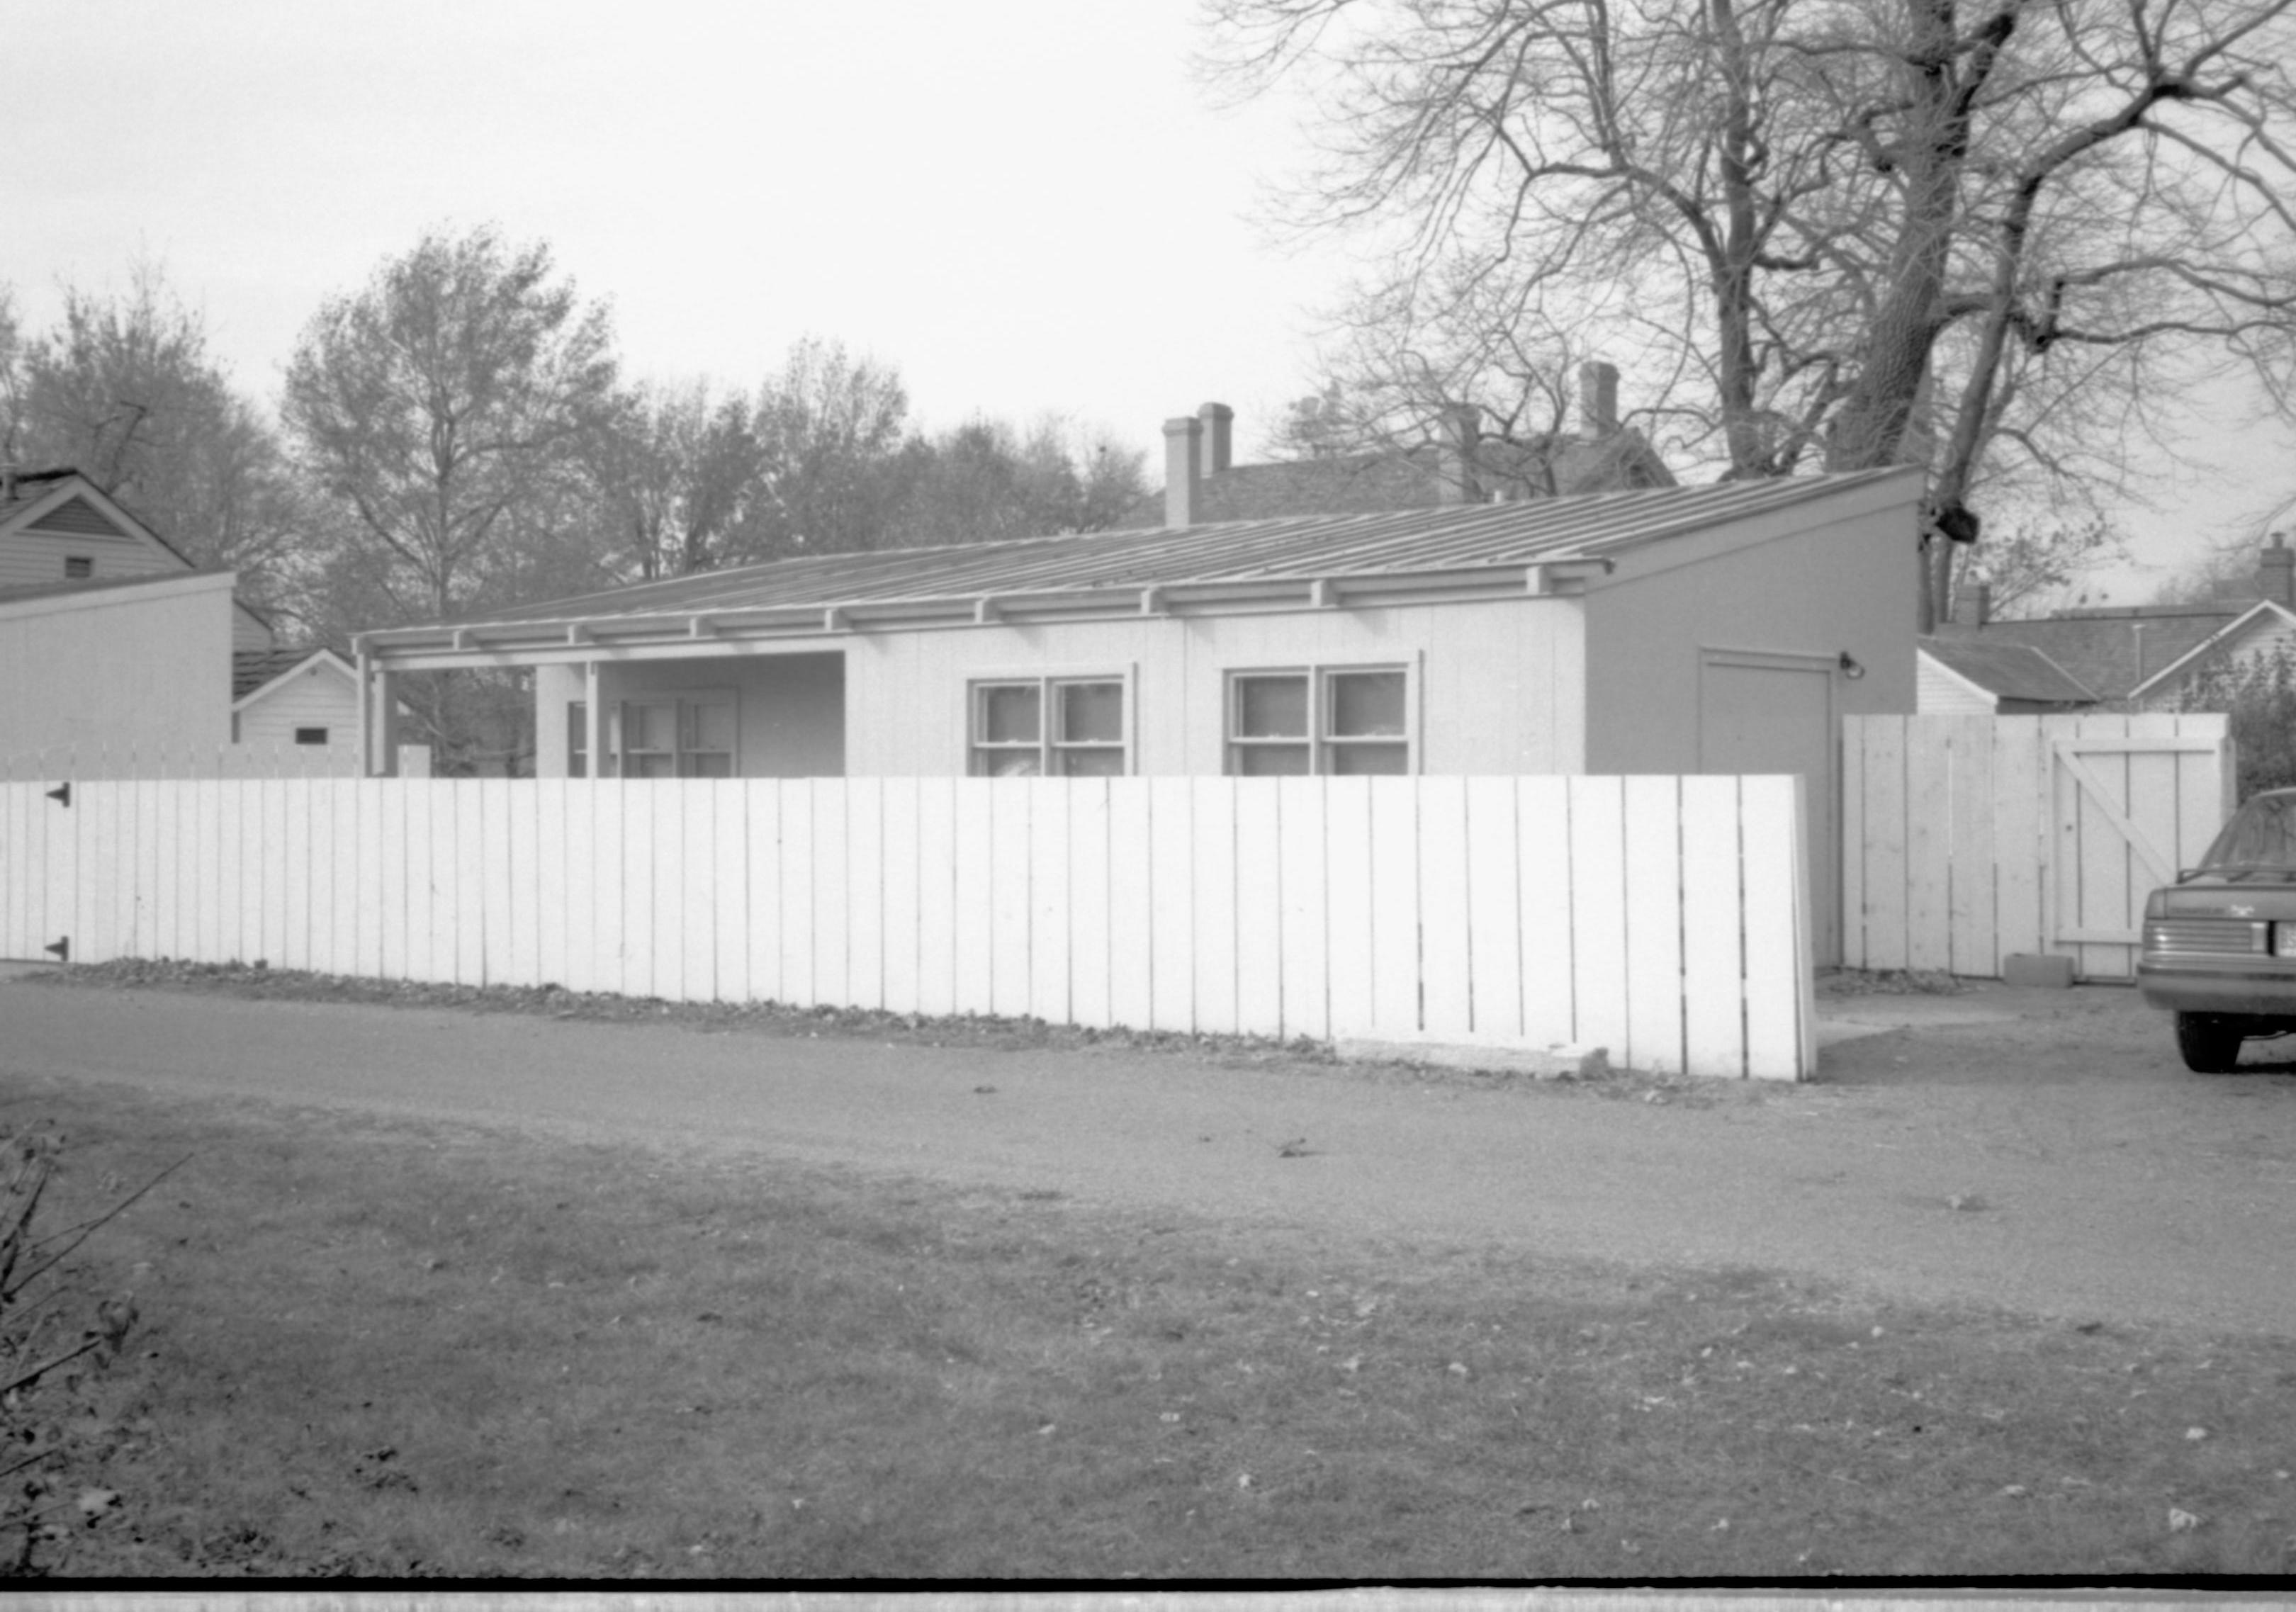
[1916,636,2097,714]
[1929,536,2296,708]
[353,466,1925,964]
[1115,363,1675,530]
[0,467,415,776]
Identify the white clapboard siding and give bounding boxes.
[0,775,1818,1079]
[1843,714,2234,981]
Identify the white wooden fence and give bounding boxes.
[1,774,1816,1079]
[1842,713,2234,981]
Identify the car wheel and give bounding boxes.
[2176,1012,2249,1073]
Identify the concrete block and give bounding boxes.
[1335,1038,1610,1081]
[2002,952,2076,988]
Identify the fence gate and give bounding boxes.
[1843,712,2234,982]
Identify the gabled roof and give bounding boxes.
[1114,431,1676,529]
[1934,607,2243,701]
[0,468,198,570]
[2122,599,2296,700]
[233,646,354,706]
[357,468,1918,666]
[1918,636,2096,705]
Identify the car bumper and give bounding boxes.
[2137,957,2296,1018]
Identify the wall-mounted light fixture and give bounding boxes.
[1838,651,1866,680]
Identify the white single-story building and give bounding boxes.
[354,467,1925,962]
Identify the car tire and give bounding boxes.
[2176,1012,2249,1073]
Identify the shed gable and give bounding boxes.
[24,495,128,539]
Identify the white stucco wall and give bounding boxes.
[0,574,236,770]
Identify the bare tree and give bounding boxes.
[1,265,309,616]
[283,226,619,626]
[585,379,762,579]
[283,227,619,772]
[1206,0,2296,625]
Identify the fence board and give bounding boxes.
[711,782,748,1004]
[1992,720,2046,961]
[1418,777,1474,1039]
[1622,775,1685,1075]
[1463,778,1522,1041]
[1068,782,1113,1030]
[1234,782,1284,1037]
[1191,779,1240,1036]
[591,782,626,997]
[1277,777,1329,1042]
[1679,775,1748,1078]
[780,782,817,1008]
[879,779,921,1015]
[1516,779,1575,1047]
[1741,774,1812,1078]
[1903,723,1952,972]
[1568,777,1631,1061]
[1027,782,1069,1025]
[913,779,956,1016]
[1148,779,1193,1033]
[480,779,514,987]
[2,774,1818,1079]
[1368,778,1419,1035]
[1861,718,1909,970]
[1106,780,1155,1032]
[986,779,1030,1017]
[1322,779,1375,1040]
[813,778,851,1012]
[846,779,885,1013]
[949,782,991,1015]
[743,783,784,1005]
[1943,715,1995,976]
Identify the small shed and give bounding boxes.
[1916,636,2097,714]
[355,468,1923,962]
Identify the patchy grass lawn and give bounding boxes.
[8,1036,2296,1584]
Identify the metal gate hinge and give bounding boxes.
[42,937,68,963]
[44,782,69,808]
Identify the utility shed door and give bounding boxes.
[1700,650,1838,964]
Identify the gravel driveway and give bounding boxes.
[6,970,2294,1338]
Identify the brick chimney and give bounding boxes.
[1952,581,1991,628]
[1579,361,1620,438]
[1198,403,1234,477]
[2259,533,2295,608]
[1163,415,1202,528]
[1436,404,1480,505]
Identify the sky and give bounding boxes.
[6,0,2291,604]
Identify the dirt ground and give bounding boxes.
[5,966,2294,1340]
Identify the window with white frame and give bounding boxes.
[569,692,736,777]
[1225,665,1412,775]
[969,675,1128,776]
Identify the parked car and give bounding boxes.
[2137,787,2296,1071]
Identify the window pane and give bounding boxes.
[1328,670,1406,737]
[1235,675,1307,738]
[983,750,1042,777]
[1058,681,1123,744]
[1234,744,1311,776]
[688,699,736,753]
[685,753,733,779]
[1329,742,1409,775]
[1057,747,1126,777]
[628,701,677,752]
[979,684,1041,744]
[568,703,588,753]
[629,753,676,779]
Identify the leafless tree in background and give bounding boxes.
[1205,0,2296,625]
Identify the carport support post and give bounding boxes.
[370,665,400,778]
[584,660,604,779]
